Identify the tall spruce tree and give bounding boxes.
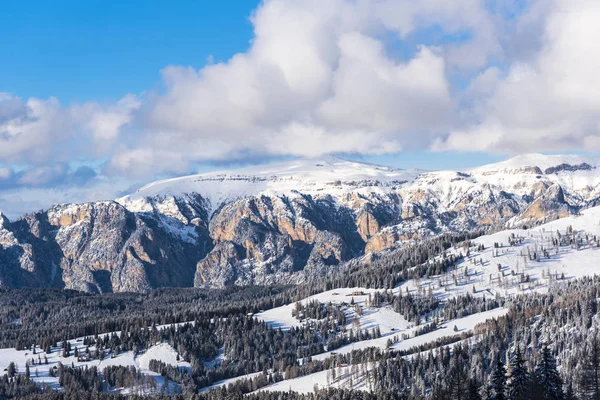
[535,345,564,400]
[490,355,507,400]
[447,344,470,400]
[468,379,482,400]
[507,346,531,400]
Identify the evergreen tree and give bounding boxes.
[7,362,16,378]
[507,346,530,400]
[535,345,564,400]
[447,344,470,399]
[490,355,507,400]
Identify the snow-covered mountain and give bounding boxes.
[122,153,600,202]
[2,153,600,293]
[120,156,419,211]
[119,153,600,230]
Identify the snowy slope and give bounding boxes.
[118,156,420,215]
[0,329,190,394]
[118,153,600,213]
[473,153,597,173]
[255,208,600,332]
[396,205,600,300]
[468,153,600,199]
[237,308,508,394]
[255,287,387,331]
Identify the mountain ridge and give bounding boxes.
[1,153,600,293]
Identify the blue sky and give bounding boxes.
[0,1,256,103]
[1,0,600,216]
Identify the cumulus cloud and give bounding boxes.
[119,0,500,173]
[0,93,139,165]
[0,95,69,164]
[4,0,600,200]
[435,0,600,153]
[74,94,141,151]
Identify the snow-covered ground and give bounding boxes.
[255,287,388,330]
[260,362,377,394]
[0,332,190,393]
[398,206,600,301]
[199,371,264,393]
[250,308,507,394]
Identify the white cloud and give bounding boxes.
[76,94,141,146]
[318,35,451,135]
[5,0,600,197]
[121,0,504,173]
[435,0,600,153]
[0,96,69,163]
[0,93,139,164]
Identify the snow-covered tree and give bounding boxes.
[535,345,564,400]
[489,356,507,400]
[507,346,530,400]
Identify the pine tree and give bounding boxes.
[535,345,564,400]
[507,346,530,400]
[7,362,16,378]
[490,355,507,400]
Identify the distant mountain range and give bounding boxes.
[2,153,600,293]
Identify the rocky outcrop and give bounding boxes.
[195,241,243,287]
[545,163,594,174]
[513,185,572,227]
[0,202,205,293]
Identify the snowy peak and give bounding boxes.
[121,154,600,207]
[471,153,598,174]
[116,153,600,232]
[129,156,416,194]
[0,212,9,230]
[118,156,420,215]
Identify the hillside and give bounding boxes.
[1,205,600,397]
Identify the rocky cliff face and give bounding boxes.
[1,154,599,292]
[0,202,204,293]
